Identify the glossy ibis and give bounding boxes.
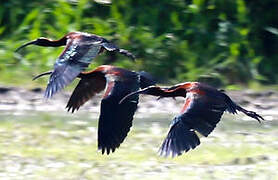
[65,65,155,154]
[16,32,135,98]
[120,82,264,157]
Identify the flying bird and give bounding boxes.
[120,82,264,157]
[16,32,135,98]
[65,65,155,154]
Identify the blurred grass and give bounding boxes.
[0,111,277,179]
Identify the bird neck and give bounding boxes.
[36,36,67,47]
[164,88,187,98]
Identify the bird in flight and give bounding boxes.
[120,82,264,157]
[16,32,135,98]
[65,65,155,154]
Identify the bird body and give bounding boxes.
[120,82,264,157]
[16,32,135,98]
[66,65,155,154]
[15,29,264,158]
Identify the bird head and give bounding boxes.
[15,38,47,52]
[16,36,67,52]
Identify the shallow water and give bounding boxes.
[0,110,277,180]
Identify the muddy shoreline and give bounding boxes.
[0,85,277,118]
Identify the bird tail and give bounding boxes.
[159,119,200,157]
[138,71,156,89]
[223,93,264,123]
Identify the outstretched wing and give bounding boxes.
[98,73,140,154]
[66,72,106,113]
[45,35,103,98]
[159,116,200,157]
[159,91,227,157]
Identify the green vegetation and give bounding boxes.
[1,0,278,87]
[0,111,277,179]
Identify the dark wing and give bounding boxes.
[66,73,106,113]
[159,92,227,157]
[98,74,140,154]
[138,71,156,88]
[159,116,200,157]
[45,37,103,98]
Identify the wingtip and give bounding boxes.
[158,142,181,158]
[44,84,55,99]
[43,74,69,99]
[101,148,105,155]
[65,105,75,114]
[98,146,111,155]
[44,90,52,99]
[158,120,201,158]
[98,144,118,155]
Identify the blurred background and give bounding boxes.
[0,0,278,179]
[1,0,278,88]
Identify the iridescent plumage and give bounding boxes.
[16,32,135,98]
[121,82,264,157]
[66,65,155,154]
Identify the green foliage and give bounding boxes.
[1,0,278,86]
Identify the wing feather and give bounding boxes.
[98,73,140,154]
[159,91,226,157]
[45,36,102,98]
[66,73,106,113]
[159,116,200,157]
[180,92,226,137]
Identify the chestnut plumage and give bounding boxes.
[120,82,264,157]
[16,32,135,98]
[65,65,155,154]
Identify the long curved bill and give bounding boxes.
[119,85,177,104]
[119,89,147,104]
[32,71,53,81]
[15,40,38,52]
[119,86,162,104]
